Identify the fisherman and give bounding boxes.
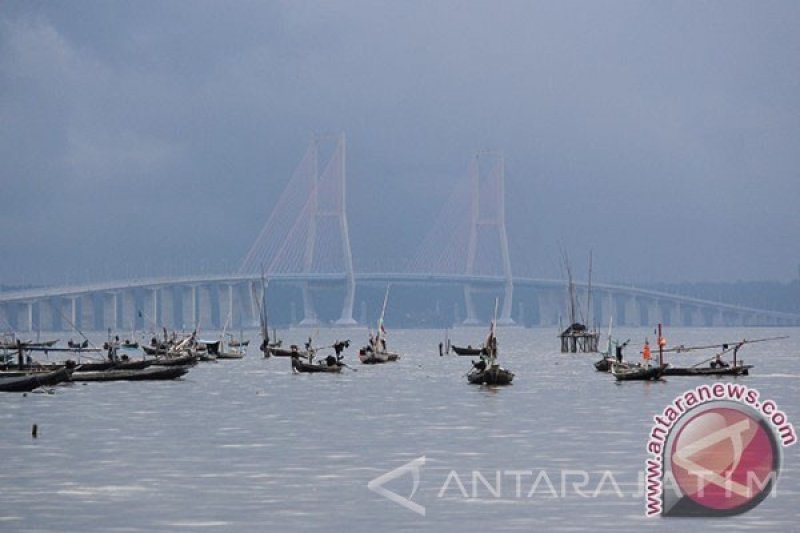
[438,341,443,357]
[333,340,348,357]
[711,354,729,369]
[642,340,651,365]
[615,340,629,363]
[325,354,337,367]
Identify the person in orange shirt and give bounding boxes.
[642,340,652,363]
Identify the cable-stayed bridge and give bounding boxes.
[2,134,798,332]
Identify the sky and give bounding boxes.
[1,1,799,287]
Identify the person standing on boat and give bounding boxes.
[642,340,651,366]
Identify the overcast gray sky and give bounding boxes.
[1,1,798,287]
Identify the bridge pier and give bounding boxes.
[597,291,613,328]
[497,280,515,326]
[299,282,319,326]
[537,288,562,327]
[90,293,104,331]
[336,276,357,326]
[103,292,119,331]
[462,285,480,326]
[68,297,80,332]
[620,296,637,326]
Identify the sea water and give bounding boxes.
[0,327,798,531]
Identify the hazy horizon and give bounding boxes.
[2,1,799,287]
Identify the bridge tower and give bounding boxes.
[240,132,356,325]
[414,151,514,325]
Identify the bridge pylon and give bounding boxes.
[240,132,356,326]
[414,151,514,325]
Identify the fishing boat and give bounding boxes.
[198,339,245,360]
[466,359,515,385]
[658,335,778,377]
[466,300,514,385]
[0,337,59,350]
[152,352,197,367]
[611,324,668,381]
[291,354,344,374]
[0,367,72,392]
[611,362,667,381]
[70,365,189,382]
[451,344,484,356]
[359,286,401,364]
[252,271,283,358]
[594,319,630,372]
[270,345,309,358]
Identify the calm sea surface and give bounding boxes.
[1,327,798,532]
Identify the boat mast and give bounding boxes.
[490,297,499,363]
[587,250,593,330]
[377,284,391,347]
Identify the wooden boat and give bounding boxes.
[70,366,189,382]
[466,361,514,385]
[654,329,779,378]
[594,357,614,372]
[142,344,169,356]
[0,368,72,392]
[74,359,152,371]
[359,285,401,364]
[466,300,514,386]
[198,340,245,360]
[663,364,752,377]
[270,344,311,358]
[451,344,484,356]
[610,324,669,381]
[253,271,283,358]
[291,355,344,374]
[611,362,667,381]
[358,347,400,364]
[151,353,197,367]
[121,341,139,349]
[594,331,630,372]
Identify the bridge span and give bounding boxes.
[1,273,797,333]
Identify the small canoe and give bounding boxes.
[151,353,198,367]
[358,348,400,364]
[291,356,343,374]
[451,345,484,356]
[466,364,514,385]
[611,363,667,381]
[0,368,72,392]
[663,364,752,377]
[70,366,189,382]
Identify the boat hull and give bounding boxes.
[358,350,400,364]
[467,366,514,385]
[612,364,667,381]
[291,359,343,374]
[451,345,483,356]
[0,368,72,392]
[70,366,189,382]
[663,365,752,377]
